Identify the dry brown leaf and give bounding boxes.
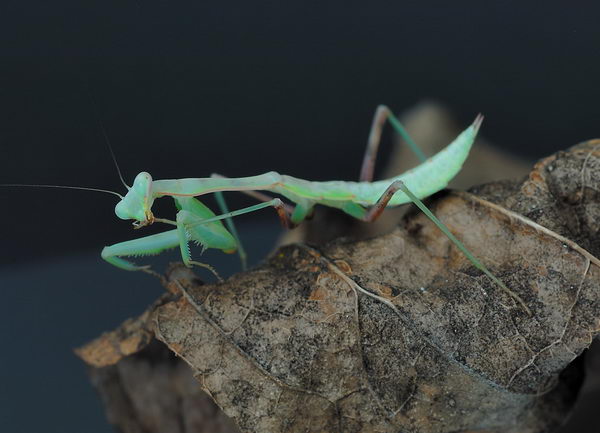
[80,141,600,432]
[86,340,241,433]
[75,298,160,368]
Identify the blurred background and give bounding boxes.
[1,1,600,432]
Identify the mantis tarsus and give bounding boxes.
[5,105,531,315]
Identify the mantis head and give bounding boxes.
[115,172,156,228]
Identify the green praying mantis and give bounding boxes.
[4,105,530,314]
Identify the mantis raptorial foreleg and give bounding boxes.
[101,229,181,272]
[102,196,236,280]
[100,227,221,280]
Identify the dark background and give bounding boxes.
[1,1,600,432]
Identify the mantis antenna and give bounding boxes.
[84,79,129,189]
[2,86,128,199]
[97,116,129,190]
[0,183,123,199]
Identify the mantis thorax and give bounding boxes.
[115,172,156,227]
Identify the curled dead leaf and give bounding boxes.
[79,141,600,433]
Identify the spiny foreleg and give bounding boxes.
[101,229,220,280]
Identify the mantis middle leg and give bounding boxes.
[210,172,296,270]
[186,198,312,230]
[213,190,248,270]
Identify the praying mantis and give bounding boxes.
[3,105,530,313]
[100,105,529,313]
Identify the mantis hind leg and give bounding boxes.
[360,105,427,182]
[395,181,531,314]
[344,180,531,315]
[340,181,403,222]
